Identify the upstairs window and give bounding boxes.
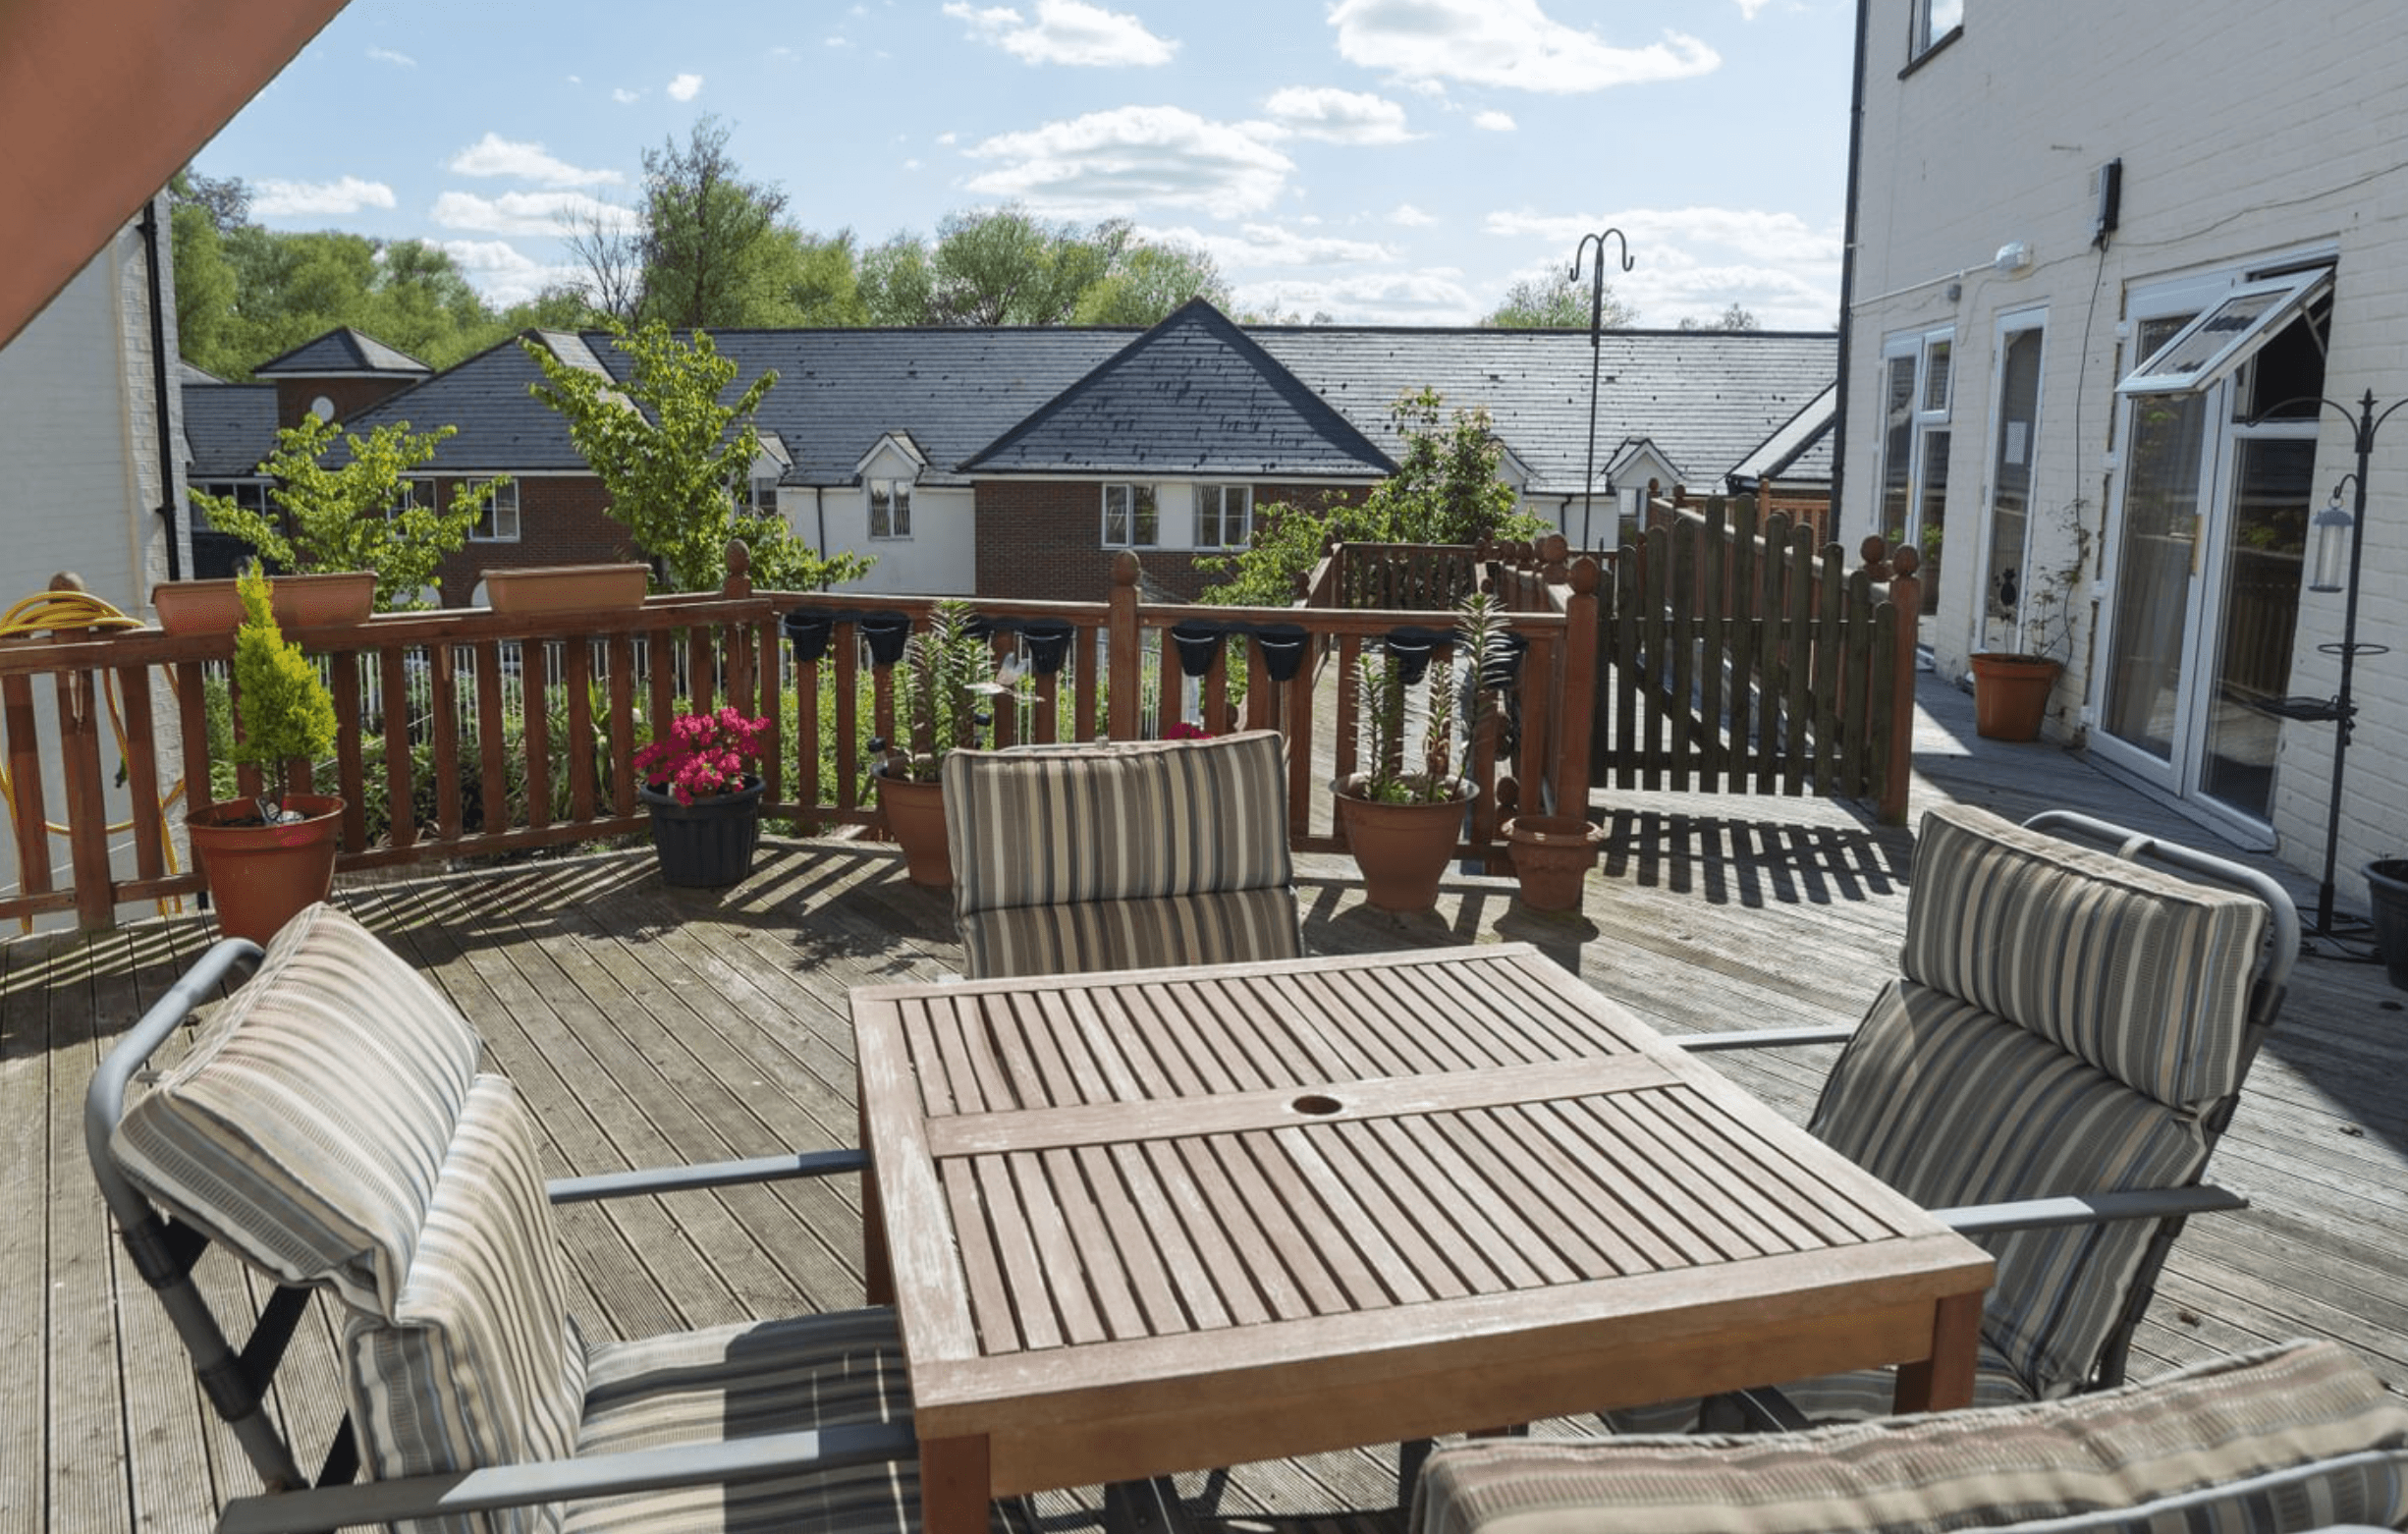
[869,479,912,539]
[1914,0,1962,59]
[746,474,780,516]
[385,478,426,521]
[191,481,268,529]
[1197,484,1253,550]
[1102,483,1158,548]
[467,478,520,542]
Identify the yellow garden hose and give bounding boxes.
[1,586,189,925]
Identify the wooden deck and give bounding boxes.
[6,670,2405,1531]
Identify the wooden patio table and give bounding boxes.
[850,943,1994,1534]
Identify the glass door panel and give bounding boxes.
[2102,357,2207,768]
[1983,326,2044,650]
[2198,437,2312,821]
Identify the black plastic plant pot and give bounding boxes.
[857,611,913,667]
[1385,625,1447,685]
[1021,620,1075,676]
[781,606,838,665]
[1171,620,1225,678]
[965,613,1011,642]
[1254,623,1309,684]
[1482,630,1531,689]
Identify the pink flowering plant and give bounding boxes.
[634,704,769,804]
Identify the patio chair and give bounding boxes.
[943,728,1304,979]
[85,902,915,1534]
[1646,803,2300,1428]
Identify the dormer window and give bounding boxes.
[870,479,913,539]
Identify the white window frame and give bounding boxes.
[466,477,520,542]
[2116,267,2334,398]
[1102,482,1159,548]
[192,480,269,530]
[869,478,912,540]
[1979,311,2049,651]
[1876,325,1953,589]
[1196,483,1252,550]
[386,477,427,522]
[1913,0,1962,58]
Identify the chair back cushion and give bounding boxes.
[1902,806,2268,1112]
[1812,980,2212,1397]
[344,1077,587,1534]
[946,731,1301,977]
[111,903,481,1315]
[1411,1340,2408,1534]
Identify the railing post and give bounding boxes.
[1551,557,1602,818]
[1109,551,1142,741]
[1881,543,1923,825]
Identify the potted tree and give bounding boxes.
[186,566,344,943]
[870,599,997,888]
[633,704,771,887]
[1971,502,2089,741]
[1335,592,1510,911]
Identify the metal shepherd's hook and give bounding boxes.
[1570,228,1634,551]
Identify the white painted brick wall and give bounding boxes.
[1849,0,2408,904]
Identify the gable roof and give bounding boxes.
[1726,382,1837,489]
[251,326,432,378]
[181,382,277,477]
[960,300,1396,479]
[337,331,603,470]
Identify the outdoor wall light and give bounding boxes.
[1994,241,2034,275]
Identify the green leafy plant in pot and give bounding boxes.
[1336,590,1511,911]
[187,566,345,944]
[870,599,999,887]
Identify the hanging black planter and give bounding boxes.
[1481,630,1531,689]
[640,778,766,888]
[781,606,838,665]
[1170,620,1225,678]
[1254,623,1309,684]
[857,611,913,667]
[1021,620,1075,676]
[1385,625,1448,685]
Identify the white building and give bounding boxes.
[1840,0,2408,914]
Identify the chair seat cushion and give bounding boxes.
[958,885,1305,979]
[1605,1338,2036,1435]
[566,1309,915,1534]
[1417,1341,2408,1534]
[111,902,482,1314]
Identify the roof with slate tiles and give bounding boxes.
[961,300,1395,479]
[181,383,277,477]
[250,326,432,378]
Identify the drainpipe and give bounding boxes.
[137,195,182,578]
[1831,0,1872,530]
[814,485,827,557]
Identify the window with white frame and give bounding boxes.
[748,474,780,516]
[191,481,268,529]
[466,477,520,541]
[1878,326,1951,614]
[869,478,912,539]
[386,477,426,521]
[1913,0,1962,58]
[1196,484,1252,549]
[1102,482,1159,548]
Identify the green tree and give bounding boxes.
[1481,268,1636,329]
[635,115,790,330]
[168,183,244,376]
[756,226,871,326]
[1679,302,1762,332]
[863,206,1223,328]
[859,233,936,326]
[192,413,495,611]
[1072,239,1231,324]
[1200,389,1546,605]
[227,565,337,774]
[522,319,868,592]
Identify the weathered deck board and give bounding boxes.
[7,669,2406,1533]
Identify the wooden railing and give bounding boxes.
[1605,496,1922,823]
[2,544,1600,930]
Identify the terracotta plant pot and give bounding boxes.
[1335,777,1471,912]
[482,563,649,614]
[153,572,375,633]
[187,794,345,945]
[874,770,952,888]
[640,778,765,888]
[1502,814,1604,912]
[1969,652,2064,741]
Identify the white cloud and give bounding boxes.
[439,241,581,305]
[1143,221,1394,269]
[1329,0,1719,93]
[1483,205,1843,328]
[431,190,636,238]
[1472,109,1516,131]
[944,0,1177,66]
[447,133,624,189]
[612,86,642,103]
[1390,203,1435,227]
[1734,0,1773,16]
[1261,86,1414,144]
[252,176,397,217]
[367,46,415,68]
[963,105,1292,217]
[667,73,703,101]
[1235,269,1479,324]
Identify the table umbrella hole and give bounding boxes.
[1290,1093,1343,1117]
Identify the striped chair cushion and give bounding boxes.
[1904,807,2267,1111]
[1812,979,2213,1398]
[343,1076,587,1534]
[566,1309,915,1534]
[1417,1341,2408,1534]
[111,901,481,1315]
[1606,1337,2037,1435]
[958,885,1306,980]
[945,730,1295,912]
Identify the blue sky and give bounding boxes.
[194,0,1855,329]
